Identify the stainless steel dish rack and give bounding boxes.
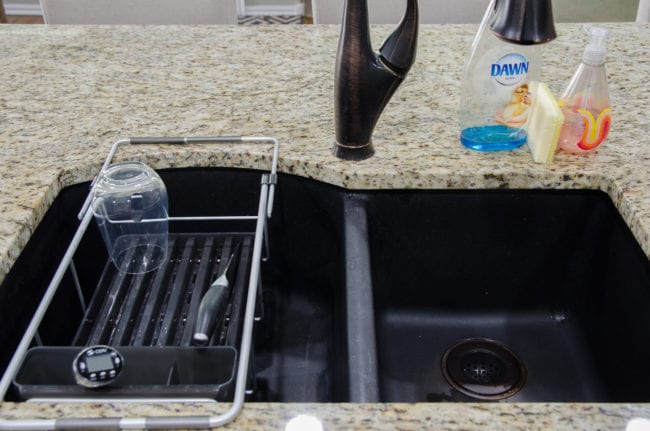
[0,136,280,430]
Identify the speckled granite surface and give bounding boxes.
[0,22,649,429]
[2,402,650,430]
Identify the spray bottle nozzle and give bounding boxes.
[583,24,609,65]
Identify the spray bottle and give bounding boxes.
[459,0,557,152]
[557,25,612,153]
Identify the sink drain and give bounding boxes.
[441,338,526,400]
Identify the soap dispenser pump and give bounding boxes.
[459,0,557,151]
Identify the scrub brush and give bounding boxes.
[526,82,565,164]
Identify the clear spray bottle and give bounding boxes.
[459,0,557,152]
[557,25,612,153]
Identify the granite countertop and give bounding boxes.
[0,22,649,429]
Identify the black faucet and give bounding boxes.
[333,0,419,161]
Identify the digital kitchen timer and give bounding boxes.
[72,345,123,388]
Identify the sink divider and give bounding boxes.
[343,196,380,402]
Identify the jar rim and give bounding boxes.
[100,161,152,187]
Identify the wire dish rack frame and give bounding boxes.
[0,136,280,430]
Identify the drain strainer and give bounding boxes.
[441,338,526,400]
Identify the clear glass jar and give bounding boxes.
[92,162,168,274]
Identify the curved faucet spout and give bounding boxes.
[333,0,419,161]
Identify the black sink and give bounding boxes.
[366,190,650,402]
[252,173,348,402]
[0,169,349,402]
[2,170,649,403]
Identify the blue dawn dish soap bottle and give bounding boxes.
[460,0,557,151]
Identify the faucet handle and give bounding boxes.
[379,0,419,74]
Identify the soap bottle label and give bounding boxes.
[491,53,530,86]
[469,48,534,128]
[576,108,611,150]
[558,99,612,153]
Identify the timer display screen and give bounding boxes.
[86,354,114,372]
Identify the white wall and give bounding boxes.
[312,0,641,24]
[313,0,488,24]
[5,0,640,21]
[5,0,305,16]
[553,0,639,22]
[41,0,237,24]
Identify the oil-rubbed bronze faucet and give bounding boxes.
[333,0,419,161]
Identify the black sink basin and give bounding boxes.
[366,190,650,402]
[253,174,348,402]
[0,169,349,402]
[2,170,649,404]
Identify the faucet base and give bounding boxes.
[332,142,375,161]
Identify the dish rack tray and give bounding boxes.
[0,136,279,430]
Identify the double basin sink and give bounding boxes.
[2,168,650,403]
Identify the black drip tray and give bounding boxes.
[14,346,236,399]
[13,233,254,401]
[75,233,253,348]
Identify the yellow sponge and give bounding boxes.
[526,82,565,164]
